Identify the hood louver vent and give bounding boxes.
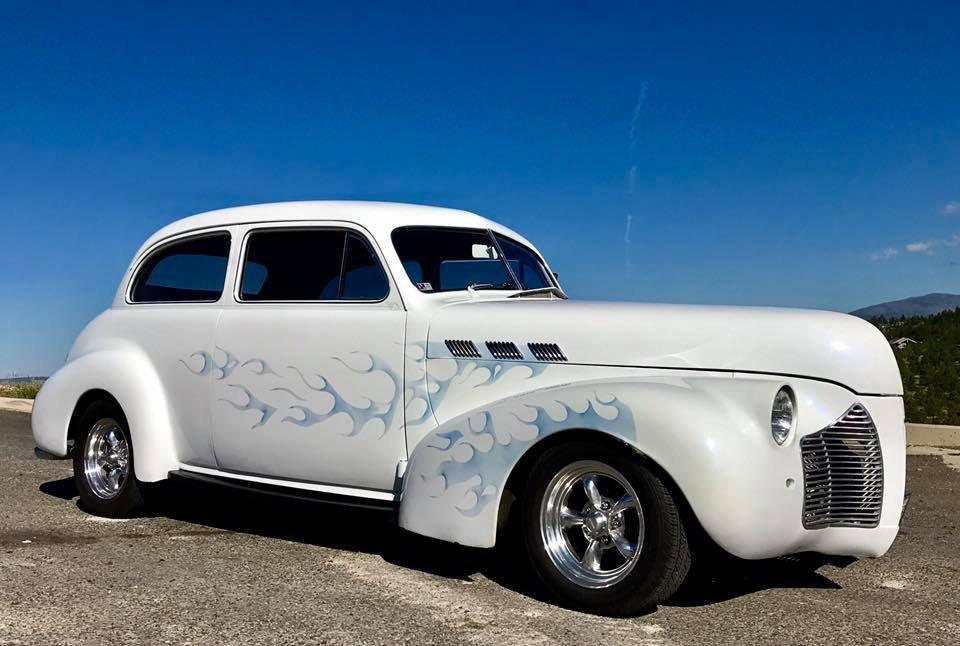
[528,343,568,362]
[445,339,481,359]
[485,341,523,361]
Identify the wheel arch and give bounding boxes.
[496,427,712,556]
[67,388,124,448]
[498,428,680,526]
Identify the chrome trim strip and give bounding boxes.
[178,464,398,501]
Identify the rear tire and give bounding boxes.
[72,400,145,517]
[521,441,691,616]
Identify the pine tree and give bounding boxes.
[871,307,960,425]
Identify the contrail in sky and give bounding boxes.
[628,81,650,155]
[625,82,649,270]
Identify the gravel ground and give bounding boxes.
[1,409,958,645]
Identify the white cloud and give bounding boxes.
[905,234,960,254]
[942,201,960,215]
[869,247,899,261]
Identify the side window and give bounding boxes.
[240,229,345,301]
[341,233,389,300]
[131,233,231,303]
[238,228,389,302]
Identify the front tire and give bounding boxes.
[72,400,145,517]
[521,442,691,616]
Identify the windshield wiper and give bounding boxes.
[467,281,517,291]
[507,286,568,299]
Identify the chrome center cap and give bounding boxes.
[583,510,609,538]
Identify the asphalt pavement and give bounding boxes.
[1,409,958,645]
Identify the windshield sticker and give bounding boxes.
[416,282,433,291]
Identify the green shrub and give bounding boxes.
[0,382,42,400]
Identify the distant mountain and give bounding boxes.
[851,293,960,319]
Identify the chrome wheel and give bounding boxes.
[540,460,644,589]
[82,418,130,500]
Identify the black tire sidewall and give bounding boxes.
[521,441,688,615]
[72,400,144,517]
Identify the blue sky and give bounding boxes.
[1,2,959,376]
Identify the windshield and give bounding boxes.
[391,226,555,293]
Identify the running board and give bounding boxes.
[168,470,397,513]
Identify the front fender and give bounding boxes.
[31,348,178,482]
[399,372,887,558]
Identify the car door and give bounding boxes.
[210,223,406,493]
[125,229,235,469]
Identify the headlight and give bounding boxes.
[771,387,795,445]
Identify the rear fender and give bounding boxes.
[31,348,178,482]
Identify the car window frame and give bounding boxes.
[126,230,233,305]
[233,225,392,305]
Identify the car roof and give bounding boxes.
[138,201,528,256]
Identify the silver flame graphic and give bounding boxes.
[423,392,634,516]
[182,348,401,436]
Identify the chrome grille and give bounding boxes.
[527,342,568,362]
[444,339,481,359]
[800,404,883,529]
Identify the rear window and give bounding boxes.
[130,233,231,303]
[239,229,388,301]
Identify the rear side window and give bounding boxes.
[131,233,231,303]
[239,229,389,302]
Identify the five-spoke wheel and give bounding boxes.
[541,461,644,588]
[82,419,130,499]
[72,400,145,517]
[522,441,691,615]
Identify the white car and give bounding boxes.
[33,201,906,614]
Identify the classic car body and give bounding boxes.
[32,201,906,613]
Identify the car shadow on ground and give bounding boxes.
[39,476,846,613]
[665,552,846,608]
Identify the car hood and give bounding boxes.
[425,299,903,395]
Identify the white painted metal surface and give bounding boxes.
[32,200,906,562]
